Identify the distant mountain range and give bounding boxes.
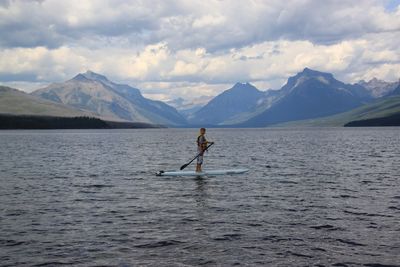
[239,69,377,127]
[357,78,399,98]
[1,68,399,128]
[32,71,186,126]
[166,96,212,117]
[190,68,385,127]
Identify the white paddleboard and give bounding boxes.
[156,169,249,177]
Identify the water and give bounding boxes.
[0,128,399,266]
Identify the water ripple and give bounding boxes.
[1,128,399,266]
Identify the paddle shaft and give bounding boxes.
[180,142,214,170]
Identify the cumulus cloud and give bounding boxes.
[2,0,399,50]
[0,0,399,100]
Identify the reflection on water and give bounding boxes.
[194,177,208,207]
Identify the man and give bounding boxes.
[196,128,213,172]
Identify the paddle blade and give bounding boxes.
[180,163,189,170]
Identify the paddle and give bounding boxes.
[180,142,214,170]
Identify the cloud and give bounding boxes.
[140,81,230,102]
[192,14,226,29]
[0,0,399,100]
[0,0,169,48]
[1,0,399,50]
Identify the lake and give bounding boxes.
[1,128,399,266]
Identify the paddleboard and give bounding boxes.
[156,168,249,177]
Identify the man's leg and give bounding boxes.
[196,154,203,172]
[196,164,201,172]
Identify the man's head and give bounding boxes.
[200,128,206,135]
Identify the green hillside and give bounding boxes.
[0,86,94,117]
[275,96,400,127]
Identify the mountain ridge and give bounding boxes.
[357,78,399,98]
[32,71,186,126]
[188,82,265,125]
[3,68,399,128]
[192,68,373,127]
[247,68,374,126]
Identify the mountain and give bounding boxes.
[0,86,94,117]
[167,97,186,109]
[234,68,372,127]
[32,71,186,126]
[357,78,399,98]
[188,68,372,127]
[166,96,210,118]
[188,82,265,125]
[220,88,281,125]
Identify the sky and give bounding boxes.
[0,0,399,101]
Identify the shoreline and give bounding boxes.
[0,114,163,130]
